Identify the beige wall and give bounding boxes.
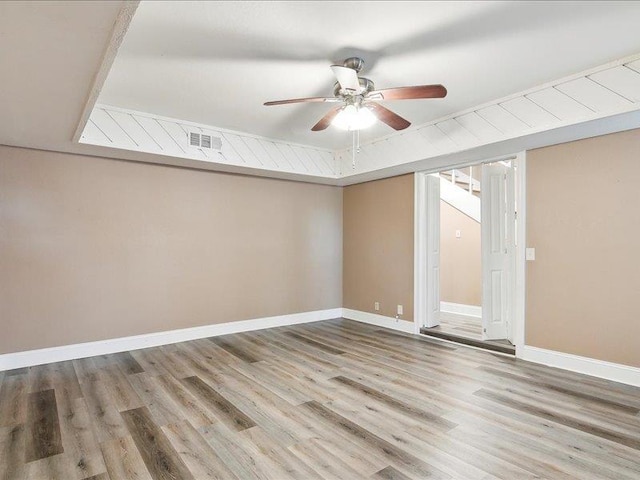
[0,146,342,354]
[440,201,481,306]
[343,174,414,322]
[526,128,640,368]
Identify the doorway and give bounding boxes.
[414,154,525,354]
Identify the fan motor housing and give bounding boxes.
[333,77,375,98]
[343,57,365,72]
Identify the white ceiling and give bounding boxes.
[98,1,640,149]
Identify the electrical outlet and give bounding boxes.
[397,304,403,315]
[374,302,380,311]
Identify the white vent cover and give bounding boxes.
[188,131,221,150]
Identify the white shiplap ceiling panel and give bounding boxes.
[155,120,189,154]
[499,97,559,129]
[384,133,423,166]
[589,66,640,103]
[133,116,182,154]
[436,119,478,148]
[454,112,503,143]
[417,125,458,152]
[89,108,136,147]
[395,130,436,161]
[261,141,291,171]
[217,136,244,166]
[107,110,159,152]
[273,143,304,173]
[475,104,530,135]
[80,105,338,178]
[243,136,275,169]
[82,120,111,144]
[627,59,640,74]
[555,77,632,113]
[525,88,594,121]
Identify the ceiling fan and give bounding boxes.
[264,57,447,132]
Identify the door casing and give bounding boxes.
[414,152,527,355]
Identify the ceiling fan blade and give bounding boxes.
[331,65,360,92]
[368,102,411,130]
[369,84,447,101]
[264,96,340,106]
[311,106,343,131]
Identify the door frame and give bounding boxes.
[414,173,441,329]
[413,151,527,356]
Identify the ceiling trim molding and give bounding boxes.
[80,104,339,178]
[72,1,140,143]
[337,52,640,178]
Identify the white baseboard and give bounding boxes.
[341,308,415,333]
[0,308,342,371]
[520,345,640,388]
[440,302,482,318]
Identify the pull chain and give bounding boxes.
[351,129,361,170]
[352,130,356,169]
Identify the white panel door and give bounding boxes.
[425,174,441,328]
[481,163,515,340]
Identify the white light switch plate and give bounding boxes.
[526,248,536,261]
[455,229,461,238]
[397,304,403,315]
[374,302,380,311]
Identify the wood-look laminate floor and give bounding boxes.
[1,319,639,480]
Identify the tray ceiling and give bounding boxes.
[98,1,640,150]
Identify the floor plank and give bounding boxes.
[181,376,256,432]
[120,406,194,480]
[25,389,63,462]
[0,374,28,428]
[100,435,152,480]
[162,420,240,480]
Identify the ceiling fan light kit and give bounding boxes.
[264,56,447,133]
[332,104,377,131]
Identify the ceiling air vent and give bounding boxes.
[188,131,222,151]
